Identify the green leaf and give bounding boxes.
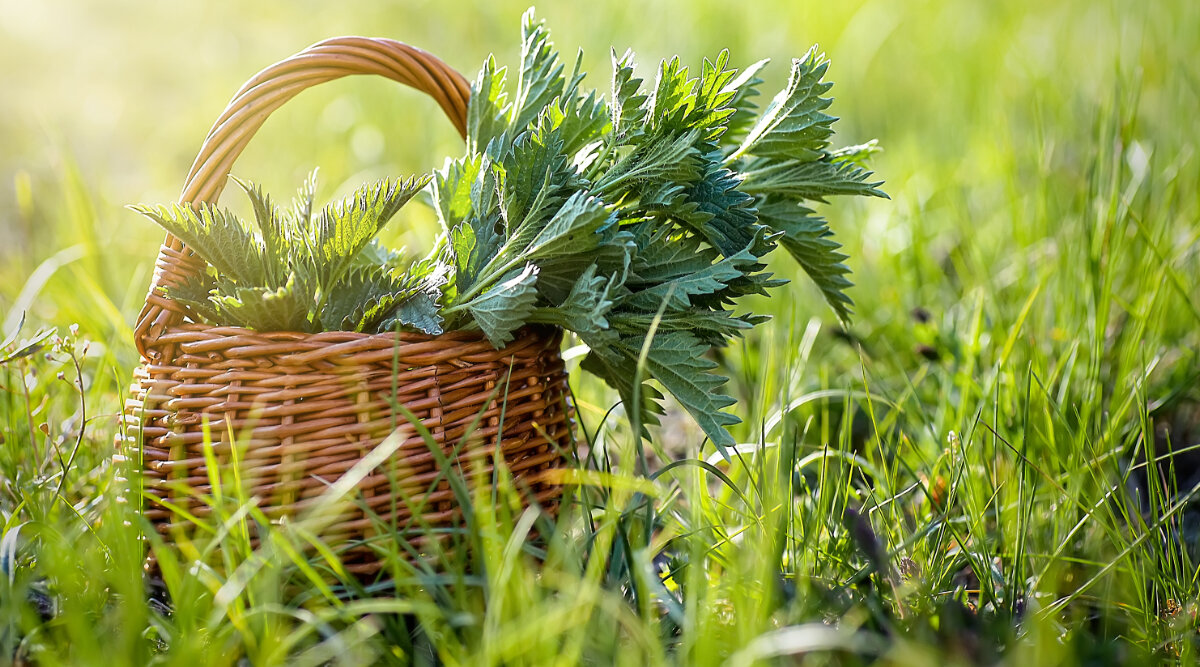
[290,169,318,229]
[595,128,705,196]
[497,127,574,237]
[533,232,632,304]
[757,200,855,321]
[580,347,665,430]
[610,309,759,347]
[230,175,288,287]
[436,155,505,299]
[541,51,610,156]
[530,263,620,339]
[449,214,504,302]
[433,156,483,232]
[646,50,738,142]
[525,192,617,259]
[676,162,763,257]
[467,56,510,154]
[351,240,406,271]
[381,292,444,335]
[828,139,882,169]
[307,174,431,287]
[628,230,717,283]
[609,49,648,143]
[623,237,761,311]
[730,46,835,163]
[130,202,266,285]
[613,331,739,454]
[511,9,566,136]
[133,171,432,334]
[318,267,404,332]
[464,263,540,347]
[210,272,314,332]
[739,156,887,203]
[647,56,696,134]
[722,58,769,150]
[435,24,884,453]
[161,272,222,325]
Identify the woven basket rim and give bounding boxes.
[146,321,559,343]
[140,322,564,364]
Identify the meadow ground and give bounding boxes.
[1,0,1199,664]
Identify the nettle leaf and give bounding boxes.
[609,49,648,143]
[623,238,759,311]
[434,156,483,232]
[580,347,665,431]
[465,263,540,347]
[381,292,443,335]
[757,199,855,321]
[828,139,882,169]
[135,15,886,459]
[731,46,835,163]
[132,171,433,335]
[525,192,617,260]
[497,128,574,237]
[739,156,887,203]
[676,162,763,257]
[352,240,406,270]
[211,273,313,332]
[450,216,503,300]
[464,192,618,321]
[648,50,739,142]
[379,254,450,335]
[318,267,409,332]
[689,50,740,142]
[467,56,510,154]
[439,156,505,301]
[290,170,318,229]
[511,9,566,136]
[530,263,620,338]
[610,309,759,347]
[596,128,705,196]
[307,174,431,286]
[647,56,696,134]
[130,203,266,285]
[230,175,288,286]
[629,230,717,283]
[722,58,769,150]
[534,230,632,304]
[613,331,740,453]
[542,51,610,156]
[161,272,222,325]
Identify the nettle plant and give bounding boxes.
[133,13,884,455]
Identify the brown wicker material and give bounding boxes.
[119,38,573,574]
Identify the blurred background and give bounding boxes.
[0,0,1196,420]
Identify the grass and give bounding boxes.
[2,0,1200,664]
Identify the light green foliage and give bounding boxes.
[130,173,440,334]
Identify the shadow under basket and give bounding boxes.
[117,37,575,576]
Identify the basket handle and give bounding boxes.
[133,37,470,358]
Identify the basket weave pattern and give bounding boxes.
[120,38,573,573]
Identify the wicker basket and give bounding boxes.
[119,38,574,574]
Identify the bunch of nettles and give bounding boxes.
[133,173,444,335]
[430,13,885,452]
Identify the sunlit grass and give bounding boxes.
[2,0,1199,664]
